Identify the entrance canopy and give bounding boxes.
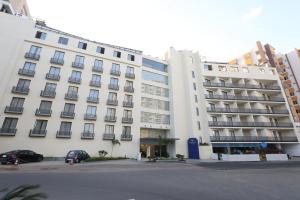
[140,137,179,145]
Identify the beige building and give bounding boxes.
[0,0,30,16]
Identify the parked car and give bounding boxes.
[0,150,43,165]
[65,150,90,163]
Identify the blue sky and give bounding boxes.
[27,0,300,61]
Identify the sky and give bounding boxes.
[26,0,300,61]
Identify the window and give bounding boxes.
[39,101,52,111]
[22,62,36,71]
[110,77,119,86]
[127,66,134,74]
[218,66,226,72]
[229,130,235,137]
[193,83,197,90]
[96,46,105,54]
[33,120,47,131]
[71,71,81,79]
[91,74,101,82]
[17,79,30,89]
[142,58,167,72]
[212,116,217,122]
[49,67,60,76]
[142,70,168,85]
[106,108,116,117]
[78,42,87,50]
[123,110,132,118]
[190,56,194,64]
[197,121,201,130]
[192,71,195,78]
[259,68,265,73]
[204,64,212,71]
[84,123,94,133]
[214,130,220,137]
[122,126,131,135]
[141,97,169,111]
[128,54,135,61]
[74,55,85,64]
[58,37,68,45]
[207,90,213,97]
[45,83,57,92]
[142,84,169,97]
[86,106,96,115]
[35,31,46,40]
[196,107,199,116]
[228,66,238,72]
[10,97,25,108]
[125,80,133,88]
[194,95,198,102]
[28,45,41,55]
[124,94,133,102]
[94,59,103,68]
[242,67,249,73]
[113,50,121,58]
[53,51,65,60]
[1,118,18,130]
[64,103,75,113]
[222,91,228,97]
[68,86,78,94]
[105,125,114,134]
[59,122,72,132]
[108,92,117,100]
[141,112,170,125]
[89,89,99,98]
[209,103,215,110]
[220,79,225,86]
[112,63,120,72]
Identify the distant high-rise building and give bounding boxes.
[0,0,30,17]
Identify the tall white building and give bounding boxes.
[0,7,299,160]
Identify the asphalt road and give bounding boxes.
[0,160,300,200]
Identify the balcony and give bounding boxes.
[210,136,298,143]
[46,73,60,81]
[40,90,56,98]
[29,129,47,137]
[122,117,133,124]
[50,57,64,65]
[25,52,40,61]
[81,132,94,139]
[123,101,134,108]
[207,107,289,115]
[0,128,17,136]
[125,72,135,79]
[106,99,118,106]
[203,82,281,90]
[124,86,134,93]
[4,106,23,114]
[84,114,97,121]
[56,131,72,138]
[103,133,115,140]
[92,66,103,73]
[65,93,78,101]
[87,96,99,104]
[11,86,29,95]
[121,133,133,141]
[18,68,35,77]
[110,70,121,76]
[89,80,101,88]
[105,115,117,122]
[72,62,84,69]
[205,94,285,102]
[108,84,119,91]
[60,111,75,119]
[35,109,52,117]
[68,77,81,84]
[208,121,294,128]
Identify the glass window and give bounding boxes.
[10,97,25,108]
[89,89,99,98]
[29,45,41,55]
[218,66,227,72]
[204,64,212,71]
[74,55,84,64]
[17,79,30,88]
[84,123,94,133]
[96,46,105,54]
[126,66,134,74]
[68,86,78,94]
[194,95,198,102]
[59,122,72,132]
[39,101,52,110]
[71,71,81,78]
[2,118,18,129]
[127,54,135,61]
[113,51,121,58]
[23,62,36,71]
[112,63,120,71]
[105,125,114,134]
[78,42,87,50]
[142,58,167,72]
[123,110,132,118]
[142,70,168,85]
[124,94,133,102]
[106,108,116,116]
[110,77,118,85]
[45,83,56,91]
[197,121,201,130]
[53,51,65,60]
[108,92,117,100]
[242,67,249,73]
[192,71,195,78]
[125,80,133,87]
[193,83,196,90]
[58,37,68,45]
[35,31,46,40]
[64,103,75,112]
[196,108,199,116]
[34,120,47,131]
[122,126,131,135]
[94,59,103,68]
[86,106,96,115]
[49,67,60,75]
[91,74,101,82]
[228,66,238,72]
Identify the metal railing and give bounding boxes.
[124,86,134,93]
[92,66,103,73]
[121,133,132,141]
[0,128,17,136]
[105,115,117,122]
[84,114,97,120]
[35,109,52,116]
[125,73,135,79]
[18,68,35,77]
[122,117,133,124]
[103,133,115,140]
[50,57,64,65]
[60,111,75,119]
[208,121,294,128]
[25,52,40,61]
[123,101,134,108]
[40,90,56,98]
[110,70,121,76]
[46,73,60,81]
[4,106,24,114]
[89,80,101,87]
[56,131,72,138]
[210,136,298,142]
[205,94,285,102]
[106,99,118,106]
[203,82,281,90]
[81,132,94,139]
[65,93,78,101]
[29,129,47,137]
[72,62,84,69]
[87,96,99,103]
[207,107,289,114]
[108,84,119,90]
[68,77,81,84]
[11,86,29,94]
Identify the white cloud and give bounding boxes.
[241,5,263,24]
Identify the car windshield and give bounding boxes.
[5,150,19,154]
[67,151,76,157]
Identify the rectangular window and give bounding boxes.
[142,58,167,72]
[74,55,85,64]
[106,108,116,117]
[58,37,68,45]
[78,42,87,50]
[23,62,36,71]
[53,51,65,60]
[1,118,18,130]
[142,70,168,85]
[125,80,133,87]
[110,77,119,85]
[204,64,212,71]
[197,121,201,130]
[33,120,47,131]
[35,31,46,40]
[45,83,57,92]
[218,66,227,72]
[17,79,31,89]
[68,86,78,94]
[108,92,117,100]
[84,123,94,133]
[39,101,52,111]
[192,71,195,78]
[71,71,81,78]
[194,95,198,102]
[91,74,101,82]
[123,110,132,118]
[86,106,96,115]
[126,66,134,74]
[113,50,121,58]
[128,54,135,61]
[94,59,103,68]
[59,122,72,132]
[49,66,60,76]
[10,97,25,108]
[112,63,120,71]
[122,126,131,135]
[64,103,75,112]
[105,125,114,134]
[96,46,105,54]
[29,45,41,55]
[193,83,196,90]
[89,89,99,98]
[124,94,133,102]
[196,107,199,116]
[229,66,238,72]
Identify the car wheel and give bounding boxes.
[37,157,43,162]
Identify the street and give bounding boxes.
[0,160,300,200]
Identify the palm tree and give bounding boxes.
[0,184,47,200]
[111,139,121,157]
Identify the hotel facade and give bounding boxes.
[0,2,299,160]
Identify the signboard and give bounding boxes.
[188,138,200,159]
[259,142,268,149]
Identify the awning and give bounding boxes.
[140,137,179,145]
[212,143,259,148]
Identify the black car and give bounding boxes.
[65,150,90,163]
[0,150,43,165]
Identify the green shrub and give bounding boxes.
[85,157,127,162]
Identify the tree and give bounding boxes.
[158,136,172,158]
[111,139,121,157]
[0,184,47,200]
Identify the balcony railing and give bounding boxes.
[210,136,298,142]
[89,80,101,87]
[108,84,119,91]
[81,132,94,139]
[72,62,84,69]
[125,73,135,79]
[124,86,134,93]
[4,106,23,114]
[105,115,117,122]
[84,114,97,120]
[208,121,294,128]
[203,82,281,90]
[18,68,35,77]
[0,128,17,136]
[207,107,290,115]
[123,101,134,108]
[11,86,29,95]
[103,133,115,140]
[122,117,133,124]
[87,96,99,103]
[110,70,121,76]
[106,99,118,106]
[29,129,47,137]
[35,109,52,117]
[46,73,60,81]
[92,66,103,73]
[65,93,78,101]
[56,131,72,138]
[60,111,75,119]
[50,57,64,65]
[121,133,133,141]
[40,90,56,98]
[68,77,81,84]
[205,94,285,102]
[25,52,40,61]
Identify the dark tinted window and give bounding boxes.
[142,58,167,72]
